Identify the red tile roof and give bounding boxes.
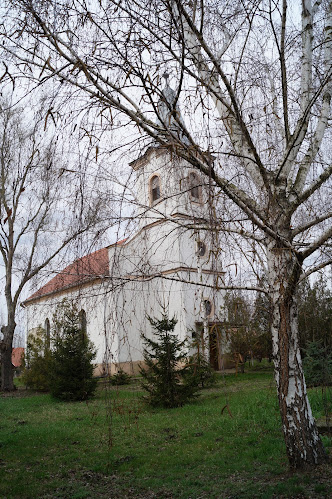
[25,247,111,303]
[12,347,24,367]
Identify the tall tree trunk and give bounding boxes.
[0,322,16,392]
[267,243,327,469]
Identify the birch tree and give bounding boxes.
[0,97,105,391]
[2,0,332,469]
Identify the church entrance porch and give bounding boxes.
[194,323,230,371]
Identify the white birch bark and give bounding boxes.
[267,238,327,467]
[291,1,332,198]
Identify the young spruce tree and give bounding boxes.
[139,315,197,408]
[50,300,97,401]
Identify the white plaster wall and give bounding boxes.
[113,220,223,278]
[24,280,114,366]
[105,197,226,367]
[108,275,185,365]
[110,270,227,365]
[135,149,210,229]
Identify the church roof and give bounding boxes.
[24,242,125,304]
[130,146,164,170]
[12,347,24,367]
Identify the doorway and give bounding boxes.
[195,322,225,370]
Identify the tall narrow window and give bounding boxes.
[79,309,87,335]
[44,318,50,350]
[189,172,200,200]
[150,175,161,204]
[196,241,207,257]
[203,299,213,317]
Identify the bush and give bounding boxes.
[110,369,131,385]
[184,351,216,389]
[298,277,332,353]
[21,326,51,391]
[139,315,198,408]
[49,301,97,401]
[303,340,332,387]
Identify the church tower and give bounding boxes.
[128,75,223,279]
[114,77,226,370]
[131,74,211,230]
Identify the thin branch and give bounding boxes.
[301,226,332,260]
[292,212,332,237]
[293,163,332,209]
[280,0,290,143]
[103,272,269,295]
[299,259,332,282]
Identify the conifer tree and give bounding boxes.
[184,349,216,389]
[139,315,197,408]
[303,341,332,388]
[298,276,332,353]
[50,301,97,401]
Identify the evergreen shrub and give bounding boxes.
[303,340,332,387]
[139,315,198,408]
[49,301,97,401]
[110,369,131,385]
[184,350,216,389]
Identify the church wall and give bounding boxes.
[135,150,209,229]
[106,266,226,373]
[107,275,186,368]
[115,217,223,280]
[103,151,227,372]
[24,280,115,374]
[25,263,227,376]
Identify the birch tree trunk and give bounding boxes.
[267,238,327,468]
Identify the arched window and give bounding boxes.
[189,172,200,200]
[203,299,213,318]
[196,241,207,257]
[150,175,161,204]
[78,309,87,335]
[44,318,50,350]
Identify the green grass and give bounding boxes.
[1,372,331,498]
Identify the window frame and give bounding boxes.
[189,171,202,203]
[149,173,162,206]
[196,240,207,257]
[78,309,87,335]
[44,318,50,350]
[203,298,214,318]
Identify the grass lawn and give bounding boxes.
[0,370,331,498]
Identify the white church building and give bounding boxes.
[23,82,228,374]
